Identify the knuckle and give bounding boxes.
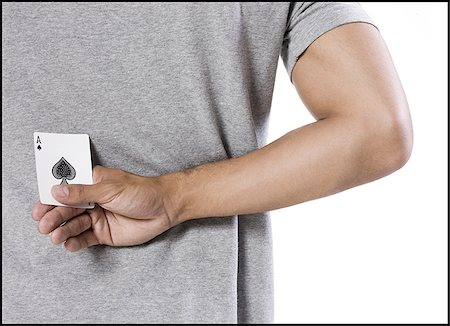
[114,168,124,174]
[73,185,85,200]
[76,217,84,231]
[92,165,103,182]
[63,220,74,236]
[80,237,89,250]
[70,207,79,218]
[78,215,89,231]
[53,209,66,225]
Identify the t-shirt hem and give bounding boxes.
[285,11,377,82]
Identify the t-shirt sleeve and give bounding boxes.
[281,2,376,80]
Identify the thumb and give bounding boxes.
[51,183,102,206]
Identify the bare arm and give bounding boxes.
[33,23,413,251]
[166,23,413,222]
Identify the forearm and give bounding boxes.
[34,24,412,252]
[160,24,413,225]
[163,113,409,224]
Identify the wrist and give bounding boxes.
[159,170,195,226]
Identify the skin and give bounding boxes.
[32,23,413,252]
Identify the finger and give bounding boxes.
[32,202,54,221]
[51,164,114,207]
[38,206,85,234]
[51,183,105,207]
[51,213,92,245]
[64,229,99,252]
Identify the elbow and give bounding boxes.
[386,124,413,173]
[363,105,413,177]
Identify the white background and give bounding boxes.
[269,3,448,324]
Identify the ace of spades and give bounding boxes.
[52,157,76,184]
[34,132,94,208]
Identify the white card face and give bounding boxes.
[34,132,94,209]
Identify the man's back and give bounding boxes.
[2,3,374,323]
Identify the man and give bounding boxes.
[2,2,412,323]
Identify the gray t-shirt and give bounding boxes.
[2,2,373,323]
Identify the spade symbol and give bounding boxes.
[37,145,41,150]
[52,157,76,184]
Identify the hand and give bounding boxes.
[32,166,179,252]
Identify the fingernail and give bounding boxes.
[52,185,69,198]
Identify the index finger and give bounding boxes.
[32,201,55,221]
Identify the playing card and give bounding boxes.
[34,132,94,209]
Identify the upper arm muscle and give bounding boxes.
[292,23,409,124]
